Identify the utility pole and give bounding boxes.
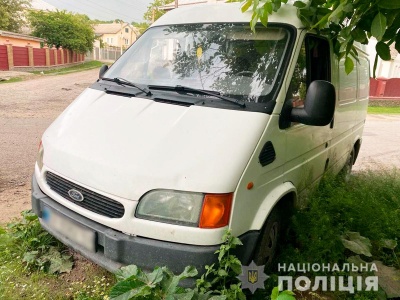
[175,0,178,8]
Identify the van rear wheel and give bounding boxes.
[340,149,355,182]
[253,207,282,270]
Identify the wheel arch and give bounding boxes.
[353,138,362,165]
[250,182,297,231]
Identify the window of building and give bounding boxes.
[125,28,129,33]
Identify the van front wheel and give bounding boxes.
[253,208,282,270]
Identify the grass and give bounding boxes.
[0,211,114,300]
[255,170,400,299]
[0,77,23,84]
[368,106,400,114]
[30,60,103,76]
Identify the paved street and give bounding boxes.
[354,114,400,171]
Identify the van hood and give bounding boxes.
[42,88,269,200]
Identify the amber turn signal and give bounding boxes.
[199,193,233,228]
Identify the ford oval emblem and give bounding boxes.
[68,189,84,202]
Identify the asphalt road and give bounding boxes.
[353,114,400,171]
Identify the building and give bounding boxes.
[367,39,400,78]
[94,23,140,49]
[0,30,45,48]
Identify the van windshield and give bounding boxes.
[104,23,292,104]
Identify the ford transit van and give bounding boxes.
[31,3,369,274]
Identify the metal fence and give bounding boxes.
[86,47,123,62]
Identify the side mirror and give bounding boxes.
[291,80,336,126]
[99,64,108,79]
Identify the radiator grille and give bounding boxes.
[46,172,125,218]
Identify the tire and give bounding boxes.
[339,149,355,182]
[253,207,283,270]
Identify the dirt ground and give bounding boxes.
[0,69,99,224]
[0,69,399,224]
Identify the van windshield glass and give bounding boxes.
[104,24,292,103]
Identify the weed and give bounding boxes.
[30,61,104,75]
[0,77,23,84]
[368,106,400,114]
[108,231,247,300]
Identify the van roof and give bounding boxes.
[151,2,304,28]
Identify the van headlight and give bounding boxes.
[136,190,233,228]
[37,141,44,171]
[136,190,203,226]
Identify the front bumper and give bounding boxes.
[31,175,259,275]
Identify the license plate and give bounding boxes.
[42,206,96,252]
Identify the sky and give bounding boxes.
[42,0,154,23]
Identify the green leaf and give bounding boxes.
[376,41,391,60]
[180,265,198,279]
[271,286,279,300]
[378,0,400,9]
[342,3,353,13]
[344,56,354,74]
[250,11,259,32]
[340,231,372,256]
[109,280,150,300]
[371,13,387,41]
[277,291,296,300]
[146,267,164,286]
[241,0,252,12]
[347,255,368,270]
[174,290,195,300]
[23,251,38,264]
[48,257,73,274]
[380,239,398,250]
[293,1,306,8]
[259,6,269,27]
[396,33,400,53]
[351,27,367,43]
[373,260,400,298]
[115,265,139,281]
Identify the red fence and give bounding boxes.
[12,46,29,66]
[0,45,84,70]
[33,48,46,66]
[49,49,56,65]
[0,45,8,70]
[370,78,400,98]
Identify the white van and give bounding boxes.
[32,3,369,274]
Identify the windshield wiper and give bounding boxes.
[102,77,152,96]
[149,85,246,108]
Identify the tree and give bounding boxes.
[28,10,95,53]
[236,0,400,75]
[132,22,150,34]
[143,0,170,23]
[0,0,30,32]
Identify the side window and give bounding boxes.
[357,56,369,100]
[339,58,357,103]
[286,35,331,108]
